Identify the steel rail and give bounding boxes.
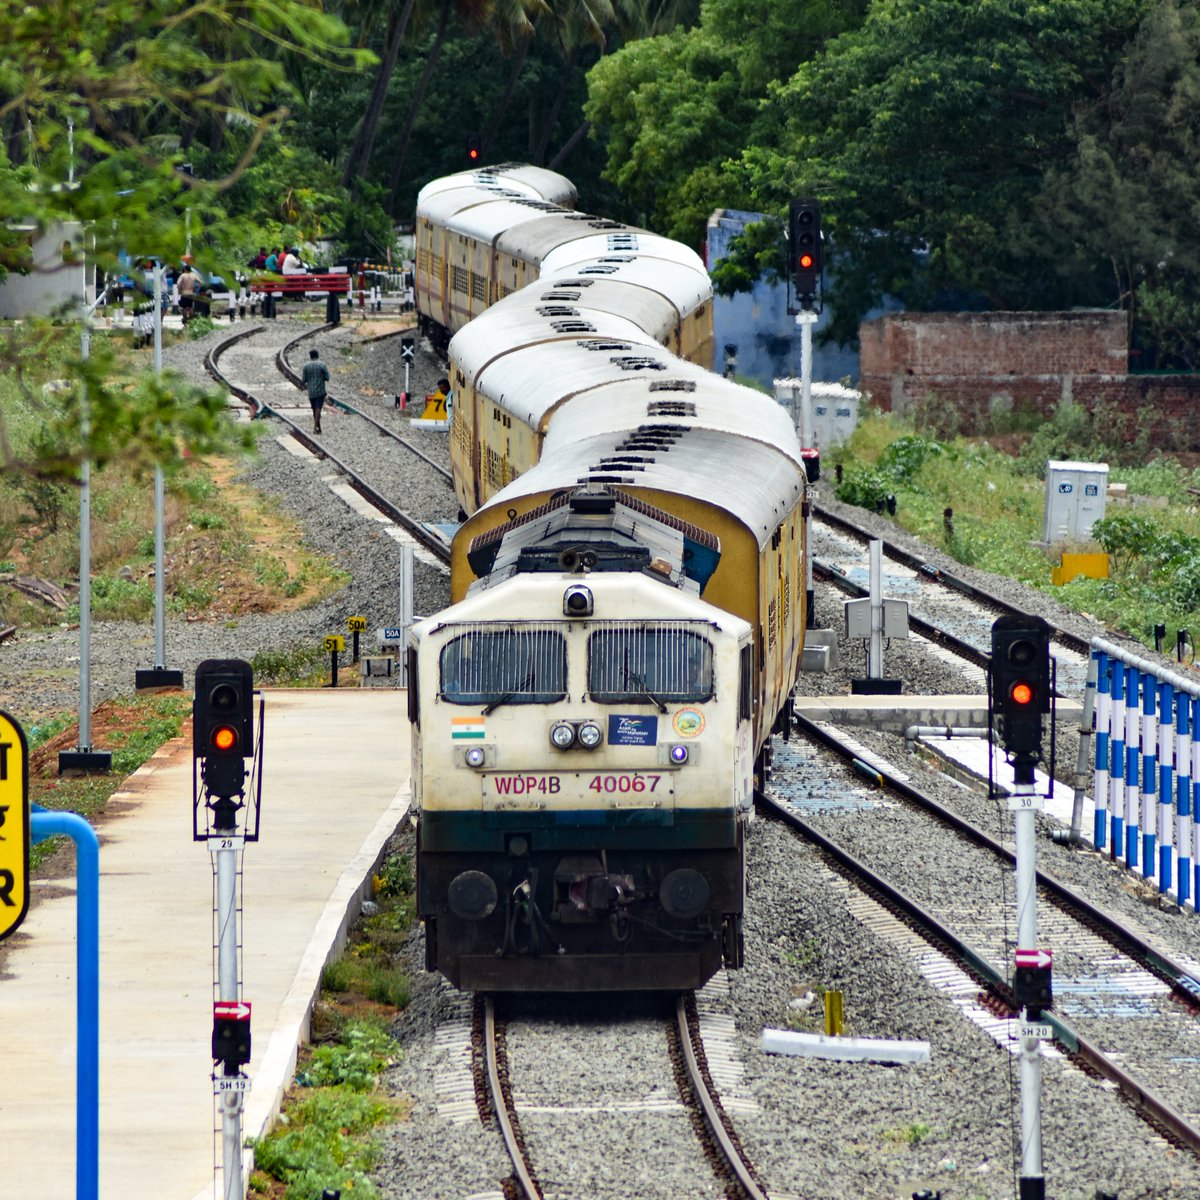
[812,555,992,669]
[276,325,454,486]
[763,725,1200,1157]
[812,500,1093,656]
[790,712,1200,1003]
[674,995,770,1200]
[206,326,452,567]
[483,996,542,1200]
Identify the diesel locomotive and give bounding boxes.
[408,164,808,991]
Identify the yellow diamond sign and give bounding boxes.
[0,711,30,940]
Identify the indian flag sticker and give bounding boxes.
[451,716,486,740]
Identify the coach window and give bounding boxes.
[440,627,566,706]
[587,626,713,704]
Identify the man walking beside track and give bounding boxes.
[301,346,330,433]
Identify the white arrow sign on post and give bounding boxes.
[1014,948,1053,971]
[213,1000,252,1022]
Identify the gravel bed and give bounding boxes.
[0,316,452,724]
[501,994,722,1200]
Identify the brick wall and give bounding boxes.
[857,310,1200,451]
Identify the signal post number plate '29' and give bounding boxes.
[483,772,674,807]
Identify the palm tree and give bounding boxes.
[386,0,494,211]
[342,0,419,192]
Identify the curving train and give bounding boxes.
[408,163,809,991]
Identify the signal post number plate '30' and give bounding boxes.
[483,772,675,809]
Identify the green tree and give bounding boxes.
[0,0,368,477]
[733,0,1149,342]
[584,0,864,243]
[1041,0,1200,367]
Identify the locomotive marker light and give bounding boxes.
[988,616,1054,1200]
[192,659,263,1200]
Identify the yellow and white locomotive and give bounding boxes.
[409,164,808,991]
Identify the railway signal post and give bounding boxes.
[192,659,263,1200]
[989,615,1054,1200]
[788,197,823,631]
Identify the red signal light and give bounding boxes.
[799,253,814,270]
[212,725,238,753]
[1009,681,1034,707]
[468,148,479,161]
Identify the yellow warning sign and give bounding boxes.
[0,710,30,940]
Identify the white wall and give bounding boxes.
[0,222,91,318]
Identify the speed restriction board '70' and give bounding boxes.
[0,710,30,940]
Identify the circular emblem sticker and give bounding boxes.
[672,707,705,738]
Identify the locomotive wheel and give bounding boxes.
[721,914,744,969]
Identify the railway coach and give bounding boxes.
[409,165,808,992]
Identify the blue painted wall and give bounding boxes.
[705,209,871,391]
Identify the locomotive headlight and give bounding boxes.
[464,746,487,768]
[670,744,689,765]
[550,721,577,750]
[563,583,594,618]
[577,721,603,750]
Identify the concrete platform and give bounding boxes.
[0,689,411,1197]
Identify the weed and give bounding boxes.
[185,316,217,339]
[882,1122,933,1147]
[321,957,411,1009]
[188,510,227,531]
[251,644,326,684]
[296,1019,397,1090]
[783,937,821,971]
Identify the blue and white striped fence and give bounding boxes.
[1092,637,1195,907]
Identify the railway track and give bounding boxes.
[477,992,771,1200]
[811,500,1098,695]
[204,323,453,570]
[762,715,1200,1158]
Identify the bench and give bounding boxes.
[249,273,351,296]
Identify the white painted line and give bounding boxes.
[383,523,451,573]
[330,481,392,522]
[276,435,318,460]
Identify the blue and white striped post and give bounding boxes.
[1194,694,1200,907]
[1142,675,1158,879]
[1125,664,1141,870]
[1110,659,1125,860]
[1177,694,1191,906]
[1093,648,1110,851]
[1158,680,1174,893]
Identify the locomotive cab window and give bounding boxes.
[587,624,714,704]
[439,626,566,706]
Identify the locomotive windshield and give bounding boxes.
[439,625,567,706]
[587,624,714,704]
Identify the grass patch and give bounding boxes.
[250,643,328,686]
[827,406,1200,650]
[26,693,191,869]
[250,1016,405,1199]
[1,316,347,631]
